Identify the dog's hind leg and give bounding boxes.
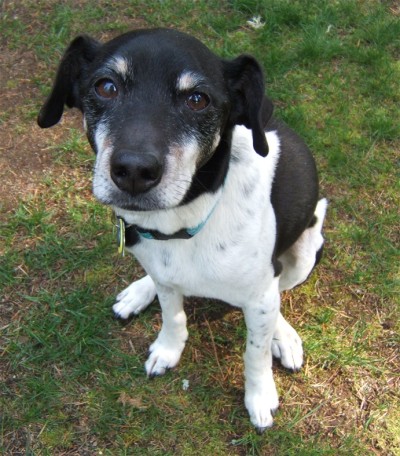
[272,313,303,371]
[278,198,327,292]
[113,275,157,319]
[272,198,327,371]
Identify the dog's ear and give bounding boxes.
[223,55,273,156]
[38,35,100,128]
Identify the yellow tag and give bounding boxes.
[116,217,126,256]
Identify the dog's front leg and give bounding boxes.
[243,277,280,431]
[145,284,188,377]
[113,275,157,319]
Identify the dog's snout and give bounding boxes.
[110,149,163,195]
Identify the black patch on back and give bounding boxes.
[269,118,319,257]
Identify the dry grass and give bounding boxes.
[1,1,399,455]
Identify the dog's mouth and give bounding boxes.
[93,183,185,212]
[93,164,194,212]
[92,134,213,212]
[111,194,174,212]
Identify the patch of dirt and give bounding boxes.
[0,44,80,213]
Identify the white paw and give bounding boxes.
[113,275,157,319]
[145,337,185,377]
[272,314,303,371]
[245,377,279,431]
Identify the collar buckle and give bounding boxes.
[116,216,126,256]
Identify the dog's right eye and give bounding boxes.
[186,92,210,111]
[94,79,119,100]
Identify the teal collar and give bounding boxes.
[115,198,219,254]
[130,217,209,241]
[116,214,208,256]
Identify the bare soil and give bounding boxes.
[0,46,81,213]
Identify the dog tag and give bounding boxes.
[116,216,126,256]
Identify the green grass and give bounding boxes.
[1,0,399,454]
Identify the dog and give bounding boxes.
[38,28,327,431]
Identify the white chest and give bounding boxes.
[124,127,281,306]
[129,197,276,306]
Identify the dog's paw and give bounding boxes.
[145,337,185,377]
[113,275,157,319]
[245,378,279,431]
[272,315,303,371]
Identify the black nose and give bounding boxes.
[110,149,164,196]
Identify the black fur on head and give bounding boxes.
[38,30,273,159]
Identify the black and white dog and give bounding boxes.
[38,28,327,431]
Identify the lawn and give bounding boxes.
[1,1,399,454]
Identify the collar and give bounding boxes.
[115,199,219,255]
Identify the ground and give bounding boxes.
[1,1,399,455]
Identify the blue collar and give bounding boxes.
[115,199,219,254]
[134,216,209,240]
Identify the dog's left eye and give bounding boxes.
[94,79,119,100]
[186,92,210,111]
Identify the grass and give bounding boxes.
[1,0,399,454]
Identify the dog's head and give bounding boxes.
[38,29,273,210]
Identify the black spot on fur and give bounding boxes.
[315,244,324,266]
[162,250,171,268]
[217,242,227,251]
[242,180,255,197]
[308,215,317,228]
[231,154,241,164]
[273,257,283,278]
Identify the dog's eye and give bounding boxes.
[94,79,119,100]
[186,92,210,111]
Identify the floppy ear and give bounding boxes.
[223,55,273,156]
[37,35,100,128]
